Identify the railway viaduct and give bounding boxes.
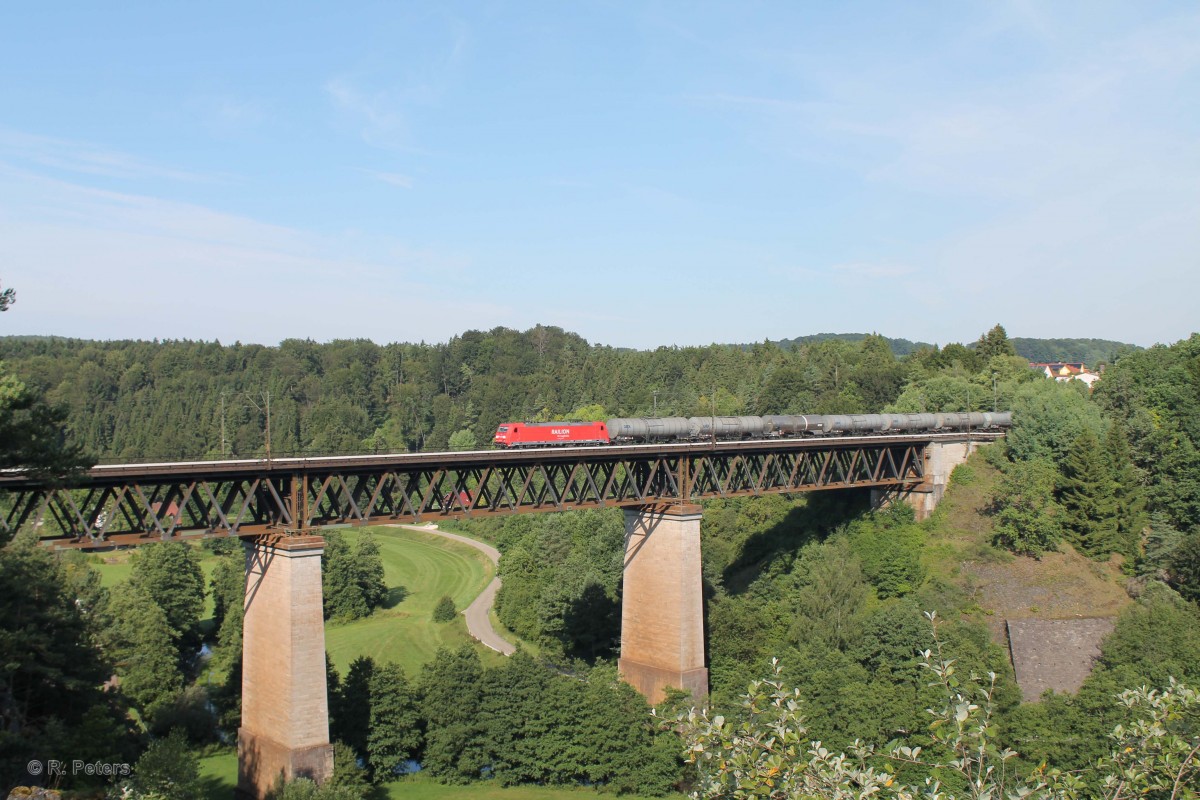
[0,432,997,798]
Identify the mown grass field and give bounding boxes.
[198,749,686,800]
[324,525,506,676]
[89,525,512,674]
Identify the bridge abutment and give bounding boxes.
[872,440,985,520]
[237,535,332,799]
[618,504,708,704]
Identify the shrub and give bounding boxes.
[433,594,457,622]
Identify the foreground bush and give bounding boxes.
[676,612,1198,800]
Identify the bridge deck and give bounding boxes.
[0,432,1000,547]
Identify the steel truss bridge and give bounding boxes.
[0,432,999,548]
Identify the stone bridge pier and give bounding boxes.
[618,503,708,704]
[237,535,333,799]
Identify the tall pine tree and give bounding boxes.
[130,541,206,662]
[1058,428,1120,558]
[1104,422,1146,558]
[102,580,182,720]
[330,655,373,760]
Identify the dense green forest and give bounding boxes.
[742,333,1138,365]
[747,333,935,356]
[1,322,1198,798]
[0,326,1134,462]
[1008,336,1141,366]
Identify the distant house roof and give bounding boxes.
[1030,362,1101,386]
[1030,361,1086,373]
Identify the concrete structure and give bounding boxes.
[1006,618,1115,702]
[238,536,333,799]
[618,504,708,704]
[873,439,985,520]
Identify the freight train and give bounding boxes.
[492,411,1012,448]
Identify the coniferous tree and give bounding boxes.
[365,662,421,782]
[1169,530,1200,602]
[322,532,388,621]
[327,741,370,793]
[209,550,243,632]
[322,532,368,620]
[354,534,387,612]
[574,664,680,794]
[975,323,1018,362]
[0,363,91,487]
[1058,428,1120,558]
[480,649,555,785]
[0,532,115,785]
[331,655,373,761]
[432,594,457,622]
[1104,422,1146,558]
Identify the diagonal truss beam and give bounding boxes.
[0,439,944,548]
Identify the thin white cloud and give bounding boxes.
[0,164,492,345]
[366,170,414,188]
[325,77,415,151]
[0,127,215,183]
[832,262,917,279]
[323,13,469,153]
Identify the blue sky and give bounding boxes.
[2,1,1197,349]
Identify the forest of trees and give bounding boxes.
[0,319,1198,798]
[0,327,1138,464]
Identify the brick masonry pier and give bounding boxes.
[237,535,333,799]
[618,504,709,704]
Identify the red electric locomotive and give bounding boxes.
[492,421,610,448]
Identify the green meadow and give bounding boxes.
[90,525,511,674]
[198,749,685,800]
[323,525,506,675]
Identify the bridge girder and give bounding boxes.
[0,434,997,548]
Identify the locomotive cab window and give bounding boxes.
[498,426,508,432]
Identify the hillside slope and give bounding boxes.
[923,450,1131,644]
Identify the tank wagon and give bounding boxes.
[494,411,1011,448]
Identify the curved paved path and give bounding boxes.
[388,524,517,655]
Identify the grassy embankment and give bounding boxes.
[920,449,1130,642]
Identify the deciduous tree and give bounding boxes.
[103,580,182,719]
[130,542,206,661]
[992,458,1063,556]
[365,662,421,781]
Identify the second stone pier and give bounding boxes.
[618,503,708,704]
